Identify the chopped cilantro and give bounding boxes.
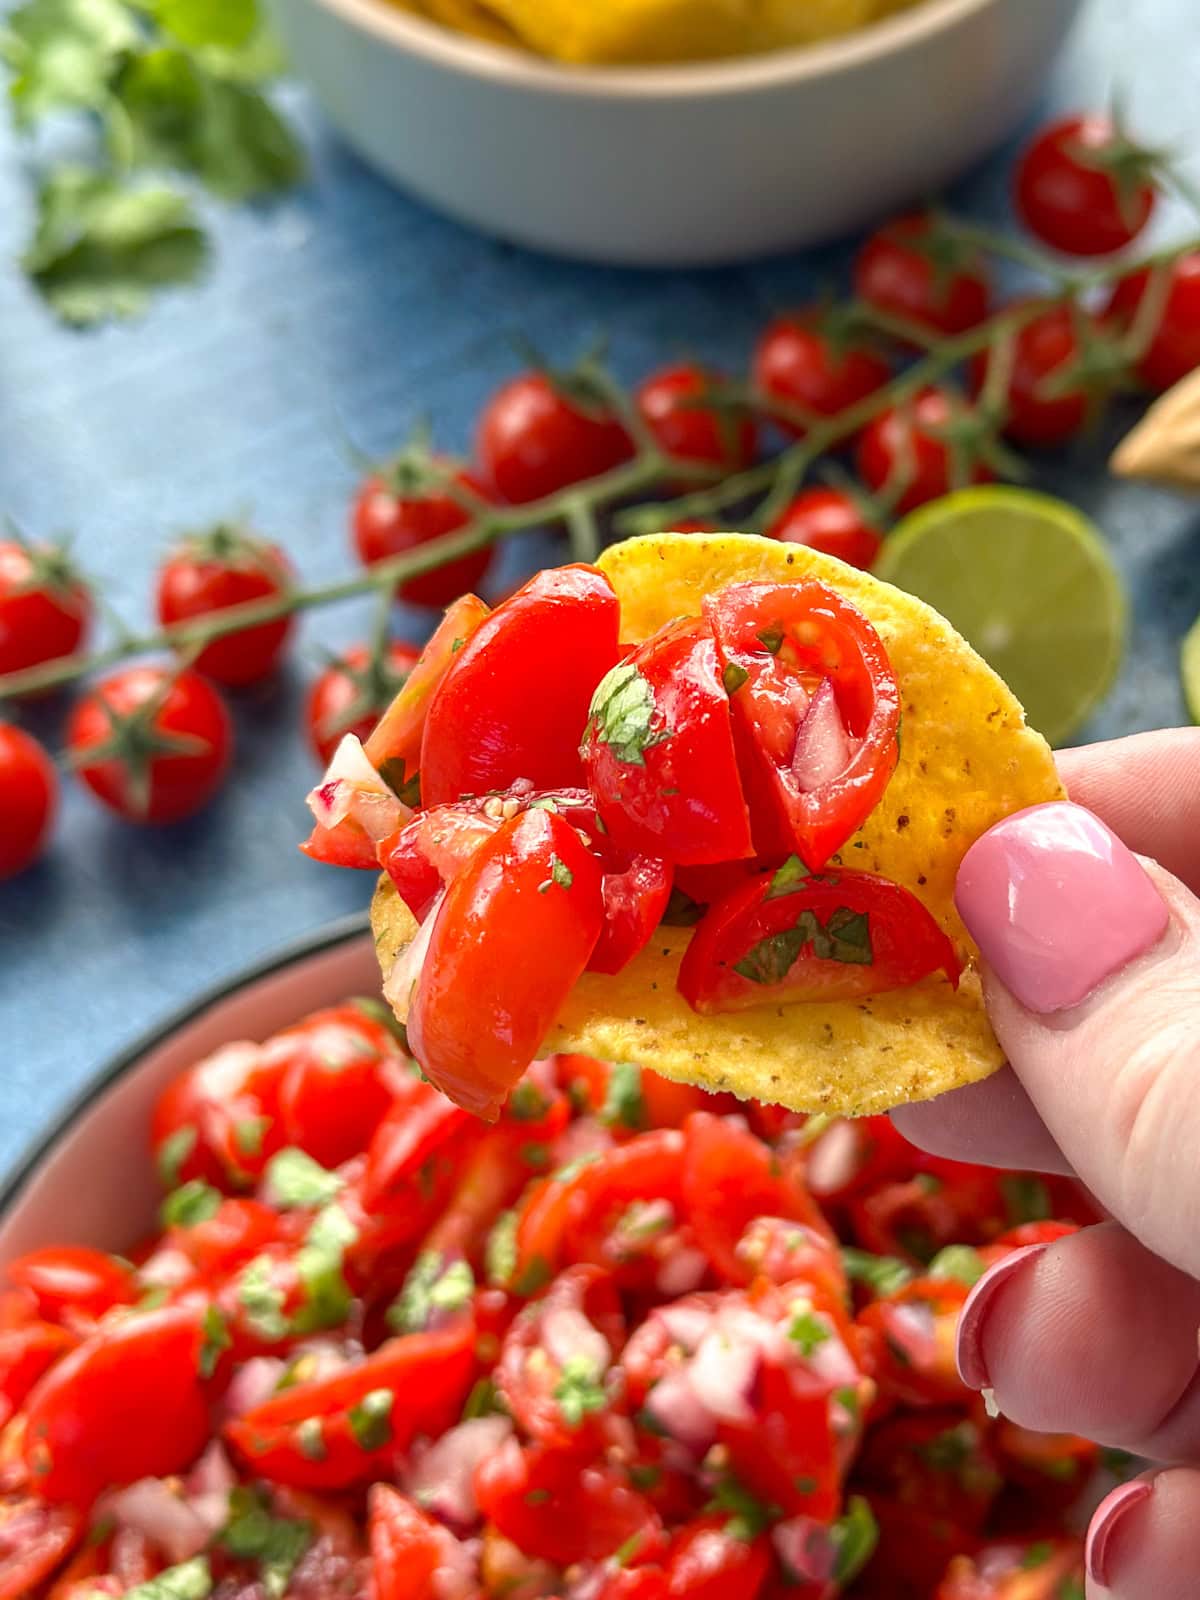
[485,1210,518,1288]
[1022,1542,1054,1569]
[295,1418,326,1462]
[265,1147,344,1210]
[160,1180,221,1230]
[462,1377,504,1421]
[543,854,573,890]
[513,1257,552,1298]
[237,1255,289,1343]
[767,855,810,898]
[233,1116,269,1158]
[793,1475,818,1495]
[1057,1580,1085,1600]
[834,1385,861,1421]
[629,1464,662,1491]
[1001,1175,1052,1225]
[587,661,669,767]
[221,1487,312,1600]
[734,905,872,984]
[707,1475,777,1542]
[661,886,705,927]
[554,1354,608,1428]
[919,1423,974,1473]
[928,1244,986,1287]
[601,1061,646,1130]
[509,1080,550,1122]
[1100,1447,1137,1480]
[198,1304,231,1379]
[112,1557,212,1600]
[722,662,749,694]
[787,1309,831,1358]
[521,1143,551,1169]
[291,1204,357,1334]
[552,1152,602,1184]
[757,626,784,654]
[830,1497,878,1584]
[389,1252,475,1335]
[524,1488,550,1506]
[347,1387,394,1451]
[157,1125,196,1189]
[612,1531,646,1568]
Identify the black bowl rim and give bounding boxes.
[0,913,372,1223]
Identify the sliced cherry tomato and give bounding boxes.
[766,489,883,571]
[0,1327,76,1427]
[171,1198,283,1279]
[703,581,900,870]
[0,541,90,686]
[369,1484,466,1600]
[1104,252,1200,391]
[856,1411,1000,1536]
[6,1250,135,1329]
[24,1304,209,1505]
[225,1316,476,1489]
[666,1517,771,1600]
[421,565,620,807]
[1015,113,1157,257]
[151,1038,285,1189]
[265,1002,403,1170]
[155,527,293,687]
[599,1568,669,1600]
[298,819,380,872]
[497,1265,623,1450]
[856,388,995,515]
[67,666,232,825]
[352,463,494,609]
[477,372,634,505]
[847,1162,1007,1263]
[855,215,990,336]
[0,725,56,881]
[636,363,757,474]
[362,1073,475,1206]
[970,303,1091,446]
[753,316,891,438]
[856,1276,970,1408]
[408,807,605,1119]
[305,642,421,768]
[581,618,754,866]
[0,1498,81,1600]
[474,1437,663,1567]
[935,1537,1085,1599]
[421,1128,532,1263]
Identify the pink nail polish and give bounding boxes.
[1086,1480,1153,1586]
[955,802,1169,1014]
[955,1243,1046,1390]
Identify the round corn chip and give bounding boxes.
[372,532,1062,1115]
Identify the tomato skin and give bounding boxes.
[172,1198,283,1279]
[1016,114,1156,256]
[266,1002,403,1170]
[421,565,620,807]
[636,363,757,473]
[67,666,233,825]
[857,388,994,515]
[0,725,56,880]
[6,1250,135,1329]
[477,372,635,505]
[474,1437,664,1567]
[409,807,605,1119]
[0,1499,82,1600]
[855,215,989,336]
[766,489,882,570]
[151,1039,286,1189]
[753,317,891,438]
[351,468,494,609]
[0,1326,76,1426]
[703,581,901,871]
[23,1304,210,1506]
[496,1265,623,1450]
[155,535,294,687]
[970,303,1089,446]
[362,1074,475,1207]
[666,1517,772,1600]
[582,619,754,867]
[856,1277,970,1408]
[1105,252,1200,391]
[305,642,421,767]
[0,543,90,682]
[368,1485,451,1600]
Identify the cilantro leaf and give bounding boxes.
[787,1308,831,1358]
[841,1247,914,1297]
[586,662,668,767]
[153,0,259,50]
[600,1061,646,1131]
[721,662,749,695]
[291,1203,357,1334]
[733,904,873,984]
[22,167,207,326]
[157,1124,196,1189]
[264,1148,344,1210]
[928,1244,986,1287]
[553,1354,608,1428]
[347,1387,394,1451]
[237,1254,289,1343]
[767,855,810,898]
[508,1079,550,1121]
[221,1487,311,1600]
[116,1556,213,1600]
[830,1497,879,1584]
[2,0,138,125]
[1022,1541,1054,1569]
[199,1304,231,1379]
[1001,1175,1052,1225]
[550,855,573,889]
[295,1418,326,1461]
[706,1475,777,1542]
[485,1210,518,1289]
[389,1252,475,1334]
[160,1179,221,1229]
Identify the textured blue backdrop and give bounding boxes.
[1,0,1198,1171]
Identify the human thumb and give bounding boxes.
[954,799,1200,1280]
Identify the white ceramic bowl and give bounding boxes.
[0,919,377,1267]
[274,0,1086,267]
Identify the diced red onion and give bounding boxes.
[773,1516,836,1583]
[687,1328,758,1424]
[541,1306,611,1376]
[220,1356,287,1419]
[791,678,853,793]
[886,1301,939,1367]
[193,1040,263,1101]
[105,1480,213,1564]
[383,890,445,1023]
[655,1246,709,1298]
[407,1417,512,1533]
[655,1300,715,1352]
[804,1120,861,1196]
[432,1530,482,1600]
[807,1329,860,1388]
[138,1248,195,1288]
[645,1369,717,1453]
[186,1441,236,1503]
[553,1117,614,1166]
[306,734,411,841]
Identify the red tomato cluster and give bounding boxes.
[0,1002,1104,1600]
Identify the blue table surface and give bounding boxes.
[1,0,1198,1174]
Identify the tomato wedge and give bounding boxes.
[704,582,900,870]
[408,807,604,1119]
[581,618,754,866]
[678,861,959,1015]
[420,566,620,807]
[369,1485,469,1600]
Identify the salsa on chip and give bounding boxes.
[303,533,1060,1120]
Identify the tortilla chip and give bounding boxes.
[372,533,1062,1116]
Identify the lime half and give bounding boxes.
[1182,613,1200,724]
[874,487,1127,748]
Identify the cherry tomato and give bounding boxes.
[352,465,494,609]
[362,1072,475,1206]
[266,1002,404,1170]
[409,807,605,1119]
[0,1326,76,1426]
[67,666,232,825]
[0,542,90,685]
[666,1518,771,1600]
[225,1316,477,1489]
[0,1499,81,1600]
[703,580,901,870]
[369,1485,467,1600]
[1015,113,1157,257]
[856,388,995,515]
[581,618,754,866]
[305,642,421,767]
[496,1265,623,1450]
[6,1250,134,1329]
[856,1276,970,1408]
[421,565,620,808]
[935,1537,1085,1599]
[170,1198,283,1280]
[474,1437,663,1567]
[477,372,634,505]
[753,316,891,437]
[854,215,990,336]
[848,1163,1007,1263]
[155,527,293,687]
[1104,252,1200,391]
[0,725,56,880]
[636,363,757,473]
[151,1037,287,1190]
[766,489,883,570]
[970,303,1090,446]
[24,1304,209,1505]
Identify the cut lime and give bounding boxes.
[1182,613,1200,724]
[874,487,1127,748]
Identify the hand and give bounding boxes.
[894,728,1200,1600]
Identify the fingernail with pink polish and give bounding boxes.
[955,802,1169,1014]
[955,1243,1046,1391]
[1086,1480,1153,1586]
